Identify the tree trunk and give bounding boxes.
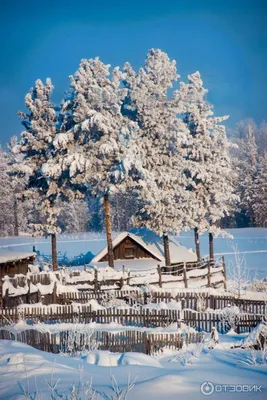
[51,233,58,271]
[194,227,201,263]
[13,196,19,237]
[163,232,171,266]
[104,193,115,268]
[209,232,214,266]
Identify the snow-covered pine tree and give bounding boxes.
[123,49,190,265]
[179,72,238,263]
[52,58,142,267]
[58,199,89,233]
[7,136,28,236]
[238,125,259,226]
[14,78,61,270]
[252,152,267,227]
[258,121,267,156]
[0,147,14,236]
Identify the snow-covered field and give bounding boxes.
[0,228,267,399]
[0,228,266,279]
[0,332,266,400]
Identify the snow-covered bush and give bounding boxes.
[19,360,136,400]
[220,305,240,332]
[248,279,267,293]
[60,328,98,357]
[171,342,204,366]
[196,293,206,312]
[227,244,250,298]
[100,291,128,308]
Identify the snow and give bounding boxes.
[0,333,267,399]
[86,350,162,368]
[0,250,35,264]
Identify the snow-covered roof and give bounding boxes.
[0,250,36,264]
[91,228,197,267]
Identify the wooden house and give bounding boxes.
[0,251,36,279]
[90,228,197,270]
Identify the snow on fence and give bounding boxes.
[0,328,204,355]
[0,303,264,334]
[0,305,181,328]
[1,258,226,307]
[183,310,265,334]
[56,291,267,315]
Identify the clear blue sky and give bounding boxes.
[0,0,266,145]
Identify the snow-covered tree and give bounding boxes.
[238,125,258,226]
[0,147,14,236]
[179,72,238,262]
[252,152,267,227]
[14,78,61,269]
[50,58,142,267]
[123,49,189,265]
[58,199,89,233]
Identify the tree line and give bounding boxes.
[1,49,264,269]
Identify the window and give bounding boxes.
[124,246,135,259]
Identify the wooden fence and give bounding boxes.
[0,328,204,355]
[2,285,266,317]
[0,305,181,328]
[183,310,265,333]
[1,256,227,307]
[0,303,265,334]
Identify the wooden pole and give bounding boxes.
[94,269,99,291]
[183,263,188,289]
[222,255,227,291]
[51,234,58,271]
[52,281,57,304]
[207,260,211,288]
[194,227,201,263]
[209,233,214,267]
[163,233,171,266]
[157,265,162,288]
[104,193,114,269]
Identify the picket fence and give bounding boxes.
[0,328,204,355]
[0,303,265,334]
[183,310,264,333]
[0,305,181,328]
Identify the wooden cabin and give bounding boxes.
[91,228,197,270]
[0,251,36,279]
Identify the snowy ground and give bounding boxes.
[0,332,266,399]
[0,228,266,279]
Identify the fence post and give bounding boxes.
[26,279,31,304]
[127,270,131,286]
[183,263,188,289]
[4,288,9,308]
[222,256,227,291]
[119,277,124,290]
[210,294,215,310]
[207,260,211,288]
[157,265,162,288]
[52,281,57,304]
[84,264,87,272]
[144,332,150,355]
[94,269,99,291]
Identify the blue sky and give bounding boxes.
[0,0,266,145]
